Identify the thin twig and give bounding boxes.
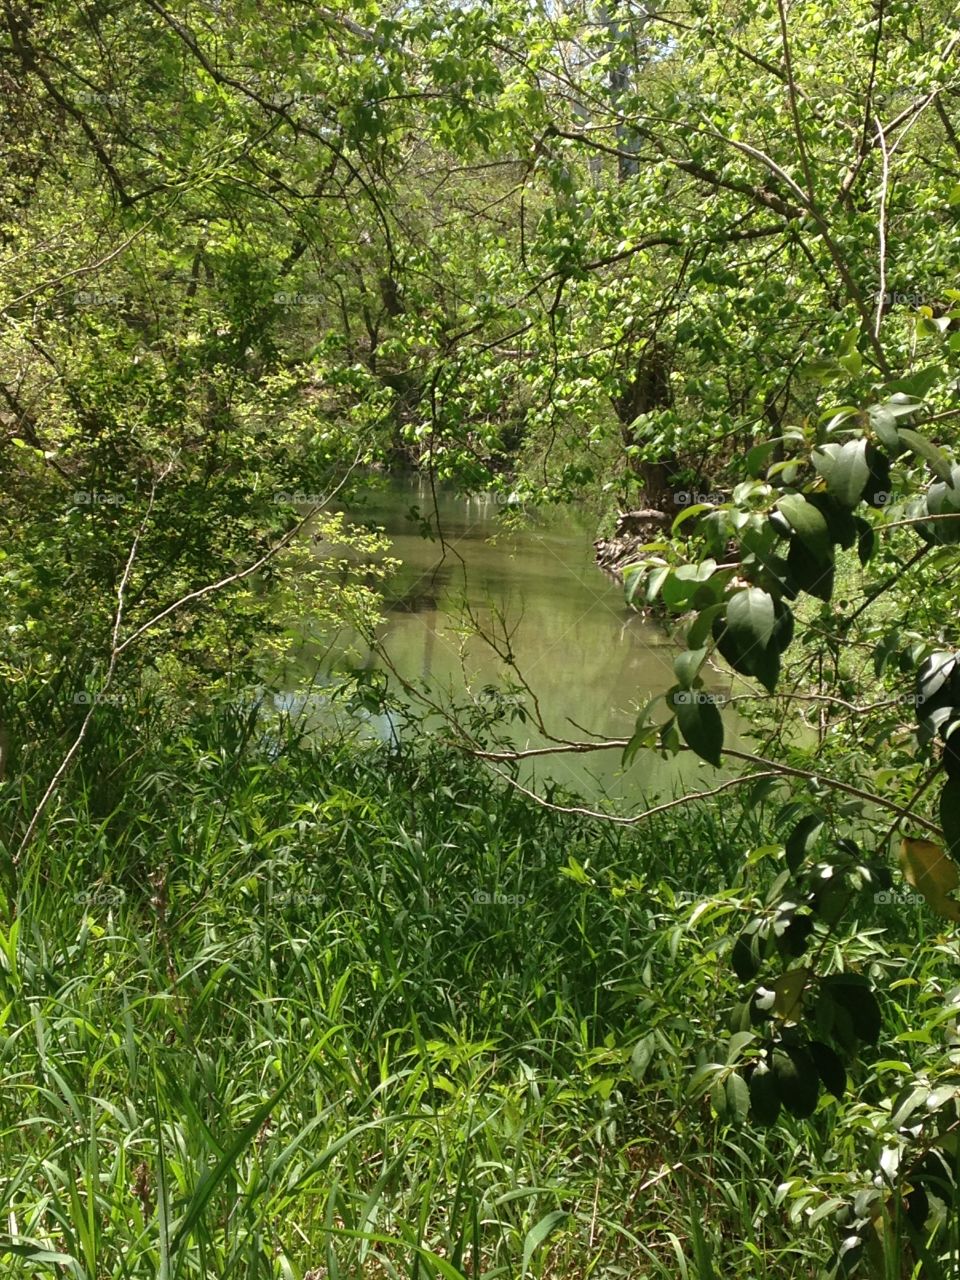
[470,739,942,835]
[874,114,890,339]
[479,765,782,827]
[14,467,170,860]
[115,453,361,656]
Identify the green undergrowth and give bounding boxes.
[0,698,938,1278]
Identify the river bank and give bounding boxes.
[594,507,673,578]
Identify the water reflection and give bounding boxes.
[298,475,740,804]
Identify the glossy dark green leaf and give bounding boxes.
[777,494,830,557]
[822,975,882,1045]
[854,517,875,564]
[749,1062,781,1125]
[862,446,892,508]
[786,537,834,602]
[806,491,858,547]
[941,778,960,861]
[785,814,824,873]
[732,930,761,981]
[748,643,781,694]
[670,688,724,767]
[808,1040,846,1098]
[673,647,707,689]
[814,439,869,508]
[772,1046,820,1118]
[686,602,726,650]
[726,586,776,651]
[770,600,795,653]
[899,428,953,482]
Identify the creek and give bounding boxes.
[288,474,741,804]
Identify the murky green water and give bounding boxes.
[299,475,739,805]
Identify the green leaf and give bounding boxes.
[660,569,700,610]
[749,643,781,694]
[772,1046,820,1118]
[622,719,658,768]
[769,967,809,1020]
[674,647,707,688]
[521,1211,568,1279]
[747,775,779,808]
[942,779,960,861]
[713,606,782,693]
[806,491,857,547]
[671,688,724,767]
[660,716,682,757]
[875,394,924,419]
[786,537,834,602]
[749,1062,781,1124]
[854,517,875,565]
[726,586,775,651]
[687,602,726,650]
[785,814,824,874]
[622,695,664,767]
[732,929,762,981]
[726,1070,750,1121]
[776,494,830,557]
[671,502,713,534]
[886,365,943,399]
[922,471,960,544]
[822,975,882,1044]
[814,439,869,508]
[643,565,671,604]
[808,1041,846,1098]
[802,358,842,382]
[899,428,953,482]
[746,440,777,478]
[170,1039,329,1253]
[868,405,902,451]
[0,1241,78,1265]
[838,327,859,358]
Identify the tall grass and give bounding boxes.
[0,693,941,1277]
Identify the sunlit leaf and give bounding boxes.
[899,838,960,921]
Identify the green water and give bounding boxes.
[309,475,741,805]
